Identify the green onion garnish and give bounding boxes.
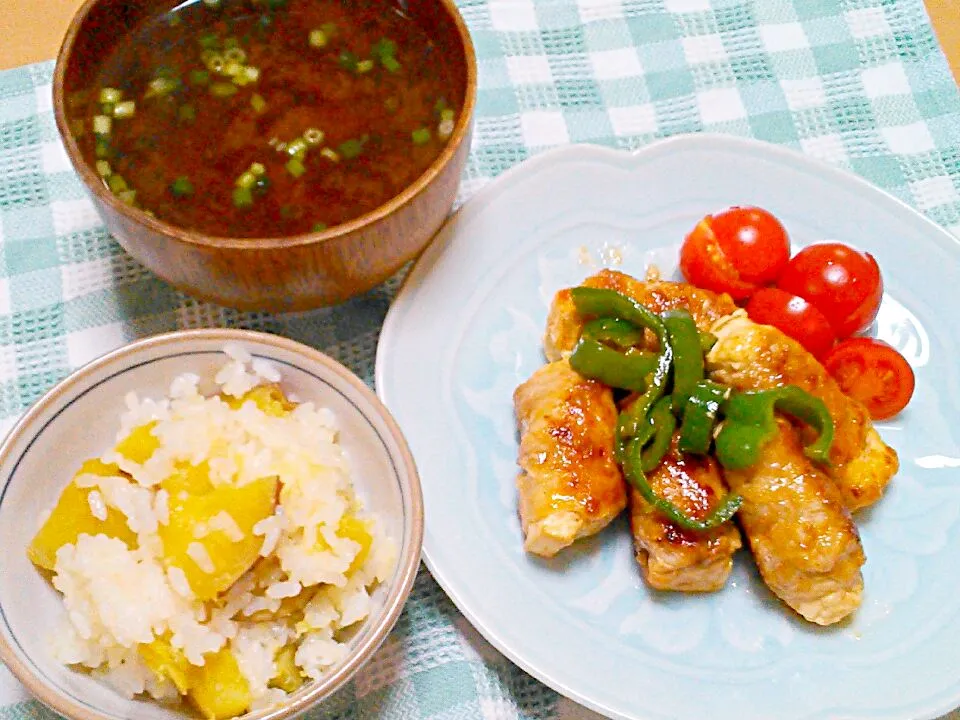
[205,55,226,73]
[190,69,210,86]
[107,174,128,193]
[309,29,328,48]
[356,59,374,74]
[113,100,136,119]
[93,115,112,136]
[198,32,220,49]
[100,103,115,117]
[170,176,194,197]
[285,157,306,177]
[210,82,238,97]
[286,138,308,158]
[338,51,358,71]
[250,162,266,176]
[320,148,340,162]
[223,36,240,50]
[236,66,260,85]
[99,87,122,104]
[381,56,401,73]
[434,97,448,113]
[411,127,431,145]
[95,160,112,177]
[117,189,137,206]
[145,76,180,98]
[202,0,221,7]
[233,186,254,208]
[223,48,245,65]
[224,60,243,77]
[440,108,455,122]
[95,137,111,158]
[303,127,324,145]
[371,38,397,59]
[236,171,257,189]
[338,138,364,159]
[178,104,197,123]
[250,93,267,113]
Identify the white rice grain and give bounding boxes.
[186,542,215,574]
[265,580,301,599]
[166,566,192,598]
[87,490,108,521]
[153,489,169,526]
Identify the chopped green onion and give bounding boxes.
[99,87,122,104]
[205,55,226,73]
[233,186,254,208]
[178,104,197,123]
[411,127,431,145]
[223,36,241,50]
[189,69,210,86]
[309,29,328,48]
[200,49,219,64]
[303,127,324,145]
[203,0,221,7]
[236,171,257,189]
[117,189,137,205]
[198,32,220,50]
[371,38,397,59]
[285,157,306,177]
[95,137,111,158]
[170,176,194,197]
[356,59,374,74]
[320,147,340,162]
[240,66,260,84]
[286,138,308,157]
[440,108,455,122]
[107,174,128,193]
[95,160,112,177]
[250,162,266,175]
[113,100,136,119]
[93,114,112,135]
[434,97,448,113]
[100,102,115,116]
[250,93,267,113]
[312,222,328,232]
[210,82,238,97]
[145,76,180,98]
[438,118,455,138]
[338,51,358,71]
[224,60,243,77]
[223,46,247,63]
[338,138,364,159]
[381,56,401,73]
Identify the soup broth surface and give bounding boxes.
[71,0,462,237]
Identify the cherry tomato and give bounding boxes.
[679,206,791,300]
[745,288,836,358]
[823,338,915,420]
[776,242,883,339]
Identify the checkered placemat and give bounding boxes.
[3,0,960,717]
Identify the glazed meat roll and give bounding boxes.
[723,418,866,625]
[513,359,628,558]
[543,271,742,591]
[707,312,898,511]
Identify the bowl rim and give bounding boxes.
[52,0,478,250]
[0,327,424,720]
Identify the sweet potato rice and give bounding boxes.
[27,345,396,719]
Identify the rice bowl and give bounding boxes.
[0,330,422,720]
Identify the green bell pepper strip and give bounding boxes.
[714,386,835,471]
[569,287,674,445]
[662,309,703,417]
[580,317,646,349]
[639,396,676,473]
[677,380,729,455]
[622,435,743,532]
[699,331,718,353]
[569,338,659,392]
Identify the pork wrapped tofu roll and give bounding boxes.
[707,312,898,510]
[543,270,742,591]
[513,359,628,557]
[724,418,865,625]
[630,437,742,592]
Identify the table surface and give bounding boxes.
[1,0,958,78]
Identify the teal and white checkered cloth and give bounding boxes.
[2,0,960,717]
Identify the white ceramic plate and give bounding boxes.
[375,134,960,720]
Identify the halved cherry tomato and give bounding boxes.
[777,242,883,339]
[823,338,914,420]
[679,207,790,301]
[745,288,836,358]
